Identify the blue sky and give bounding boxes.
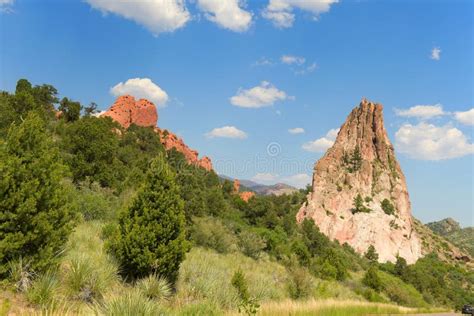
[0,0,472,226]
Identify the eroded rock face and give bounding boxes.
[233,179,241,193]
[297,99,422,264]
[155,128,213,171]
[101,95,157,129]
[239,191,255,202]
[102,95,213,171]
[232,179,255,202]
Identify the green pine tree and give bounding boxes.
[363,265,383,292]
[111,154,188,283]
[0,112,74,275]
[364,245,379,263]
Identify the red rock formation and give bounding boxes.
[233,179,240,193]
[101,95,157,129]
[199,156,212,171]
[102,95,213,171]
[297,98,422,264]
[155,128,213,171]
[239,191,255,202]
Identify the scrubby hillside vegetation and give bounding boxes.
[427,218,474,258]
[1,80,473,315]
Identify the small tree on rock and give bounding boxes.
[111,155,187,284]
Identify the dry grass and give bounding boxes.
[226,299,448,316]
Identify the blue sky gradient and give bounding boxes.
[0,0,472,225]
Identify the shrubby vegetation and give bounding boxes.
[0,112,75,276]
[352,193,373,214]
[109,155,188,284]
[381,198,396,216]
[342,145,363,173]
[0,79,472,314]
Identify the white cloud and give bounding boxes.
[252,173,279,183]
[262,0,338,28]
[93,110,106,117]
[302,128,339,152]
[0,0,14,12]
[197,0,252,32]
[430,47,441,61]
[281,55,305,65]
[282,173,311,189]
[395,104,445,119]
[295,62,317,75]
[230,81,288,108]
[206,126,247,139]
[454,108,474,126]
[110,78,169,107]
[288,127,304,134]
[85,0,190,35]
[253,57,273,67]
[261,10,294,28]
[395,122,474,160]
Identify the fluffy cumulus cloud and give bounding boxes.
[281,55,305,65]
[230,81,288,108]
[110,78,169,107]
[431,47,441,61]
[302,128,339,152]
[454,108,474,126]
[395,122,474,160]
[395,104,445,119]
[85,0,190,35]
[288,127,304,134]
[262,0,338,28]
[197,0,252,32]
[205,126,247,139]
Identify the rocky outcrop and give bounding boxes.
[239,191,256,202]
[155,128,213,171]
[297,98,422,264]
[102,95,213,171]
[233,179,241,193]
[232,179,255,202]
[101,95,157,129]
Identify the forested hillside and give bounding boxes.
[427,218,474,258]
[1,79,473,315]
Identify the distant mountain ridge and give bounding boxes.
[427,218,474,257]
[219,175,298,196]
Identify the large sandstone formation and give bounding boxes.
[101,95,212,171]
[101,95,157,129]
[297,99,422,264]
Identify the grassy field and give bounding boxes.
[0,221,451,316]
[230,299,448,316]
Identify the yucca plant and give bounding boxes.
[97,289,164,316]
[63,254,117,302]
[26,271,59,306]
[136,274,172,301]
[8,258,33,292]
